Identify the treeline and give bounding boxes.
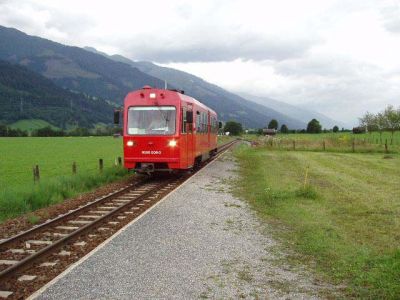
[0,125,122,137]
[264,118,344,134]
[223,119,347,136]
[0,125,28,137]
[359,105,400,143]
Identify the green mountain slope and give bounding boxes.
[85,47,306,129]
[0,25,312,128]
[10,119,59,131]
[135,61,306,128]
[238,93,347,129]
[0,59,115,128]
[0,26,165,103]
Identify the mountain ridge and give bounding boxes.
[238,92,345,129]
[0,25,339,129]
[0,25,165,103]
[84,46,343,129]
[84,47,306,129]
[0,59,115,128]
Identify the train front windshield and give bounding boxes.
[127,106,176,135]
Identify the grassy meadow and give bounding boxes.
[233,138,399,298]
[278,131,400,144]
[0,135,234,222]
[264,131,400,153]
[10,119,60,132]
[0,137,127,222]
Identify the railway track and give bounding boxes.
[0,140,237,299]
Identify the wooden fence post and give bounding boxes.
[36,165,40,182]
[323,140,326,151]
[72,162,77,174]
[99,159,103,172]
[352,139,355,153]
[385,139,388,153]
[33,165,40,183]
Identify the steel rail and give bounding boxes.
[0,180,173,281]
[0,178,150,250]
[0,139,238,283]
[0,140,236,249]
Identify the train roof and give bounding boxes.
[124,86,217,116]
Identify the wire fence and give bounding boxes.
[0,156,124,191]
[253,136,399,154]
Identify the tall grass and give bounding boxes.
[258,132,400,153]
[0,166,129,222]
[278,131,400,145]
[0,137,123,191]
[233,145,400,298]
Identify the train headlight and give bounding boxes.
[168,140,177,147]
[127,140,134,147]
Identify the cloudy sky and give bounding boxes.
[1,0,400,124]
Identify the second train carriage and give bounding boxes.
[115,86,219,173]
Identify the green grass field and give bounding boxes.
[0,137,123,190]
[217,135,236,145]
[0,135,233,222]
[0,137,126,221]
[254,131,400,153]
[278,131,400,145]
[10,119,60,132]
[233,143,399,298]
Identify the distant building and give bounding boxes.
[263,128,277,136]
[352,127,366,134]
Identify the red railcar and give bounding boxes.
[118,86,218,173]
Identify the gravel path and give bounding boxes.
[34,150,327,299]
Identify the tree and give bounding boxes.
[223,121,243,136]
[306,119,322,133]
[280,124,288,133]
[268,119,278,130]
[359,106,400,144]
[375,112,387,143]
[383,105,400,144]
[359,111,378,133]
[332,125,339,133]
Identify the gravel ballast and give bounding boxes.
[33,151,329,299]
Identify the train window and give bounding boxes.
[196,112,201,132]
[181,107,187,133]
[202,112,205,133]
[201,112,204,133]
[211,116,217,133]
[127,106,176,135]
[202,112,206,133]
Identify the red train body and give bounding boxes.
[121,86,218,173]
